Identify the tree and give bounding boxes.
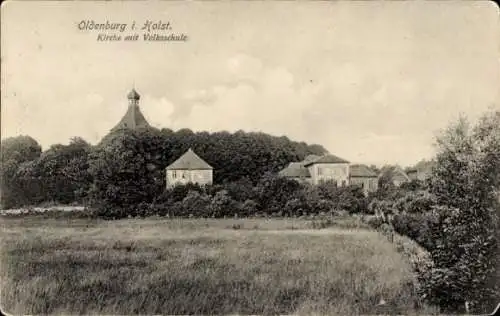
[209,190,238,217]
[16,137,93,205]
[425,111,500,313]
[376,166,397,199]
[0,136,42,208]
[87,128,166,217]
[254,173,303,214]
[181,190,211,217]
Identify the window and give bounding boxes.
[172,171,177,178]
[317,167,322,176]
[182,171,186,179]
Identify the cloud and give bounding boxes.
[227,54,264,81]
[140,95,176,129]
[172,54,314,140]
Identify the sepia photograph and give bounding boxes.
[1,0,499,315]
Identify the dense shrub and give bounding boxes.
[254,174,303,214]
[87,129,166,218]
[168,183,205,202]
[392,191,437,214]
[422,112,500,313]
[208,190,239,218]
[240,199,258,217]
[391,212,440,251]
[220,177,256,202]
[365,216,385,230]
[180,191,211,217]
[1,136,42,208]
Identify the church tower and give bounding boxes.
[111,88,151,131]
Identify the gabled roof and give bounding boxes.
[392,166,411,182]
[111,104,151,131]
[303,154,349,166]
[279,162,311,178]
[350,164,378,178]
[378,166,410,182]
[166,149,213,170]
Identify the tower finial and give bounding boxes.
[127,85,140,104]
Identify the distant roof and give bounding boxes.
[279,162,311,178]
[166,149,213,170]
[304,155,320,163]
[350,164,378,178]
[303,154,349,166]
[380,166,411,182]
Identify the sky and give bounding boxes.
[1,1,499,167]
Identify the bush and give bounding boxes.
[208,190,238,218]
[392,191,437,214]
[240,199,258,217]
[365,216,385,230]
[254,174,303,214]
[221,177,256,202]
[180,190,211,217]
[169,183,205,202]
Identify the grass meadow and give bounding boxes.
[0,215,435,315]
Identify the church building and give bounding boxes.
[109,89,214,188]
[111,88,151,131]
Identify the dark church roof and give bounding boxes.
[111,89,151,131]
[166,149,213,170]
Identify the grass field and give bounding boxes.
[0,216,434,315]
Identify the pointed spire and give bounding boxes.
[110,88,150,132]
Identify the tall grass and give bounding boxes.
[0,217,433,315]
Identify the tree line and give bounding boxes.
[0,128,327,209]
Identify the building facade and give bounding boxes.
[165,149,213,188]
[279,154,350,186]
[349,164,378,195]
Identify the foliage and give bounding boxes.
[104,128,327,185]
[168,183,205,202]
[254,173,303,214]
[180,190,212,217]
[240,199,258,217]
[87,128,166,217]
[422,111,500,313]
[220,177,256,202]
[208,190,238,218]
[0,136,42,209]
[17,137,93,205]
[3,127,326,210]
[390,212,440,251]
[392,191,437,214]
